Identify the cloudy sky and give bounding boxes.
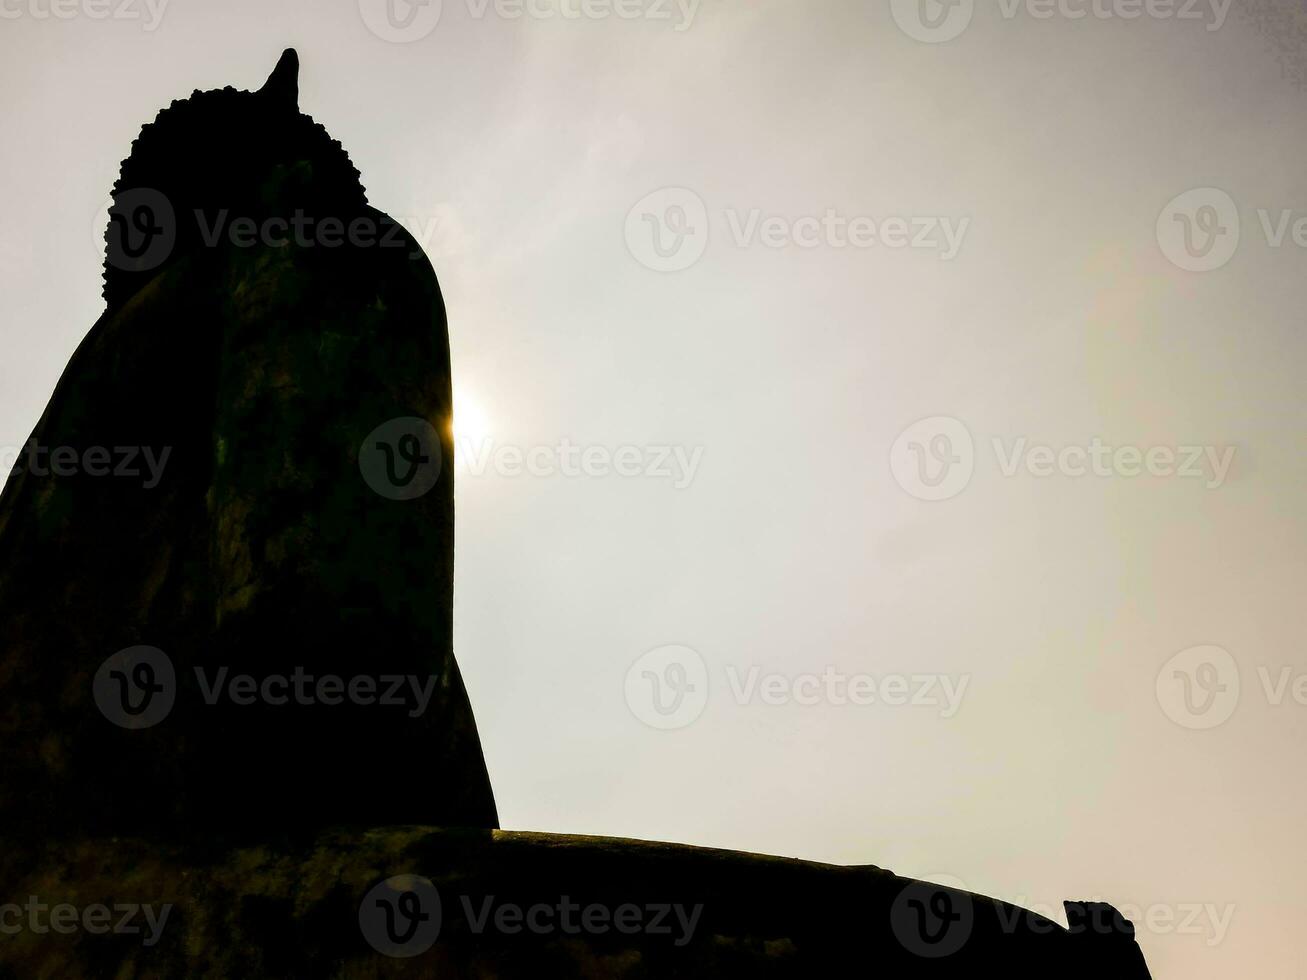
[4,1,1307,976]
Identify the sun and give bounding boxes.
[452,386,492,468]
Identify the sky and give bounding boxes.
[3,1,1307,976]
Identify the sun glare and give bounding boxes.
[452,387,492,469]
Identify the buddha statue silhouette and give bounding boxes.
[0,49,498,838]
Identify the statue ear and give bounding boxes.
[258,48,299,108]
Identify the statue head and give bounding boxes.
[104,49,368,311]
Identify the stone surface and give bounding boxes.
[0,828,1152,978]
